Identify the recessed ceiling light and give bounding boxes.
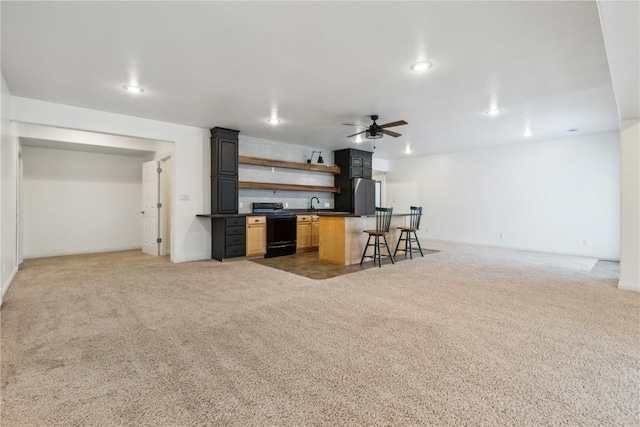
[410,61,433,72]
[404,145,411,154]
[523,130,532,137]
[123,85,144,94]
[485,108,502,116]
[267,118,282,125]
[568,128,578,132]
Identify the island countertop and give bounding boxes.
[316,212,410,217]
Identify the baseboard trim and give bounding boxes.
[24,247,142,259]
[1,266,19,305]
[618,280,640,292]
[172,254,211,264]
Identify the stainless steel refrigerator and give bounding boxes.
[353,178,376,215]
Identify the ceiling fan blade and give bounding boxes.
[382,129,402,138]
[380,120,408,128]
[342,123,367,127]
[347,130,366,138]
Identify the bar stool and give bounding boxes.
[360,207,395,267]
[394,206,424,259]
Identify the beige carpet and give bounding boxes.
[1,242,638,426]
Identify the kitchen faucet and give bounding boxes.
[310,196,320,212]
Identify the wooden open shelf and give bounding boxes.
[239,156,340,174]
[239,181,341,194]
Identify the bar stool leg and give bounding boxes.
[383,235,395,264]
[413,231,424,257]
[360,234,373,265]
[394,230,404,257]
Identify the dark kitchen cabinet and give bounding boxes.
[334,148,375,214]
[210,127,239,214]
[212,216,246,260]
[211,176,238,214]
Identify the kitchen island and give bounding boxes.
[317,213,407,265]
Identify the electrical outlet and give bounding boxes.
[582,238,588,245]
[179,194,189,201]
[426,227,430,233]
[499,233,504,239]
[324,203,330,208]
[284,202,288,208]
[271,167,275,173]
[239,202,243,209]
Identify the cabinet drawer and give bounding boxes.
[226,226,246,237]
[225,217,246,227]
[363,169,372,179]
[297,215,312,222]
[312,215,319,222]
[351,167,363,178]
[351,157,363,167]
[225,244,246,258]
[363,158,372,168]
[226,234,245,246]
[247,216,266,224]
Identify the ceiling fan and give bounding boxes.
[344,115,408,139]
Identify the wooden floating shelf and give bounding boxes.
[239,181,341,194]
[239,156,341,174]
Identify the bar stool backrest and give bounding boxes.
[376,207,394,233]
[409,206,422,230]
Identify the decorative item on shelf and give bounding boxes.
[307,151,324,164]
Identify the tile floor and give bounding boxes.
[251,249,440,280]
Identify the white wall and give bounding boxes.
[1,74,19,302]
[619,121,640,291]
[22,146,144,258]
[387,133,621,259]
[10,96,210,263]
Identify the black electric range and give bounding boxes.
[252,203,297,257]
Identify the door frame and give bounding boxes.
[159,154,172,257]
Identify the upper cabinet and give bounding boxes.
[211,127,239,176]
[335,148,373,179]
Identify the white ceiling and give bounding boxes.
[1,1,629,160]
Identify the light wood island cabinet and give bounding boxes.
[318,214,404,265]
[297,215,319,252]
[246,216,266,256]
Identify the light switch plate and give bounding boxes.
[179,194,189,201]
[325,203,330,207]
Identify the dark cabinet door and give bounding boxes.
[351,167,363,178]
[217,138,238,176]
[212,176,238,214]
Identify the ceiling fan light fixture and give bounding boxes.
[366,129,383,139]
[267,118,281,125]
[410,61,432,72]
[485,108,502,116]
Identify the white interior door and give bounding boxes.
[142,160,160,256]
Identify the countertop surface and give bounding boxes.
[197,211,409,218]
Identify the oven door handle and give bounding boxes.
[268,242,297,249]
